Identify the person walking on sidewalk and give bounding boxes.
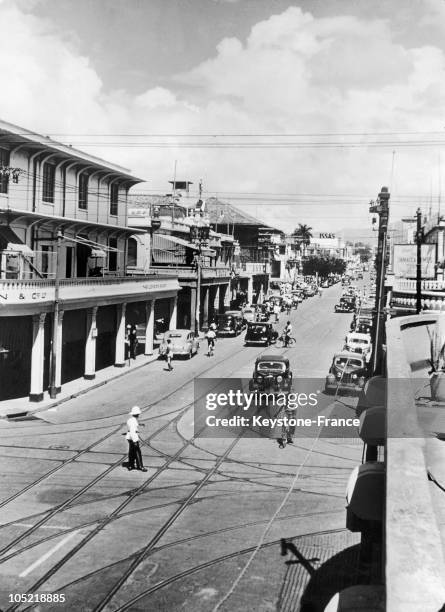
[126,406,147,472]
[166,339,174,371]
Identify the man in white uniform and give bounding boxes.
[126,406,147,472]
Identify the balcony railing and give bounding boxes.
[392,278,445,293]
[0,274,180,308]
[235,262,270,275]
[149,265,232,280]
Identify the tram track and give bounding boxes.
[1,290,359,611]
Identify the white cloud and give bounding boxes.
[0,2,445,231]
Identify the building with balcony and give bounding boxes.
[127,190,234,330]
[0,119,180,402]
[389,216,445,313]
[206,198,282,298]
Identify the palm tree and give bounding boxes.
[292,224,313,255]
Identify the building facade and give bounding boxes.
[128,191,234,331]
[0,120,180,402]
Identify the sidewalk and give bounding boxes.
[0,352,160,419]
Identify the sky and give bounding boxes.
[2,0,445,235]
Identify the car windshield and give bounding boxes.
[348,338,369,344]
[335,357,363,368]
[165,332,183,339]
[257,361,286,372]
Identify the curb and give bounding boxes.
[2,353,160,420]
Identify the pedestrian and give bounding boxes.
[286,301,292,316]
[126,324,138,360]
[206,327,216,356]
[283,320,292,347]
[318,287,323,298]
[166,339,174,371]
[126,406,147,472]
[274,302,280,323]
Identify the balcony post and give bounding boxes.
[202,286,209,330]
[144,300,155,355]
[247,276,254,304]
[213,285,220,320]
[29,313,46,402]
[190,286,198,335]
[54,310,64,392]
[169,295,178,330]
[115,302,127,367]
[84,306,98,379]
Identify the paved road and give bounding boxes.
[0,281,367,612]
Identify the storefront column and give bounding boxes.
[54,310,64,392]
[29,313,46,402]
[190,286,198,334]
[169,295,178,330]
[115,303,127,367]
[144,300,155,355]
[202,286,209,329]
[247,277,254,304]
[213,285,220,319]
[222,283,231,308]
[84,306,98,379]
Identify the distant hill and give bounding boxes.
[339,227,376,245]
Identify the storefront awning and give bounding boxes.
[0,226,34,256]
[90,248,107,258]
[156,234,199,250]
[200,248,216,257]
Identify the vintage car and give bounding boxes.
[291,289,304,303]
[158,329,199,359]
[335,298,356,313]
[355,316,373,335]
[249,354,293,392]
[245,322,278,346]
[216,311,245,336]
[344,332,372,361]
[303,286,317,298]
[242,307,256,324]
[325,351,368,394]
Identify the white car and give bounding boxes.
[159,329,199,359]
[242,307,256,323]
[344,332,372,362]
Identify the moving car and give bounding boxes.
[344,332,372,361]
[325,351,368,394]
[249,354,293,392]
[245,322,278,346]
[216,311,245,336]
[158,329,199,359]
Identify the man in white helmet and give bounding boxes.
[126,406,147,472]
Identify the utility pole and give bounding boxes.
[369,186,390,375]
[416,207,423,314]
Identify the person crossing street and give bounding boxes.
[126,406,147,472]
[206,327,216,356]
[165,339,174,371]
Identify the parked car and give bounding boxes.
[325,351,368,395]
[158,329,199,359]
[245,322,278,346]
[216,311,245,336]
[344,332,372,361]
[249,354,293,392]
[355,316,373,335]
